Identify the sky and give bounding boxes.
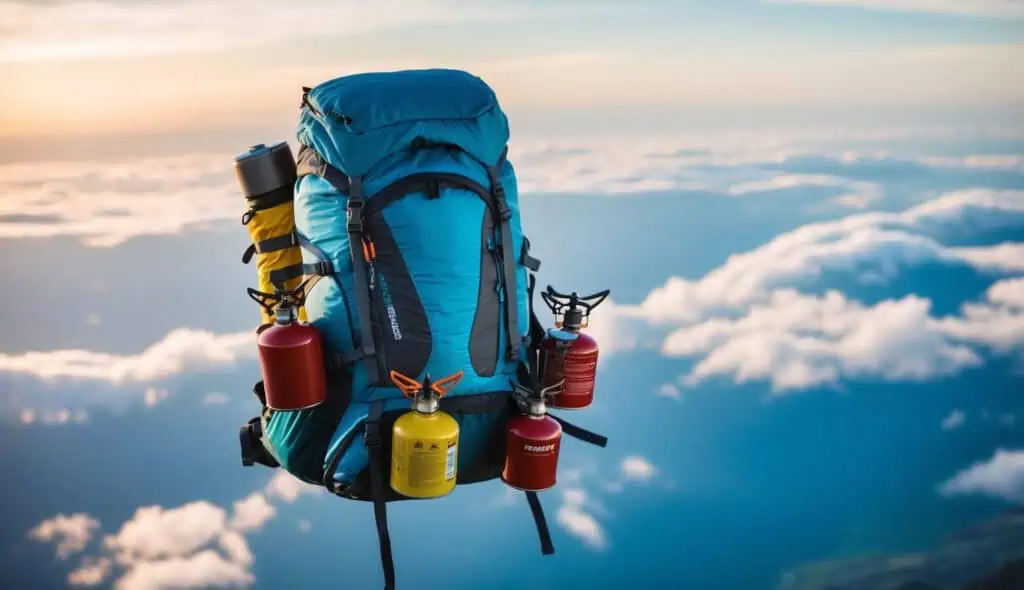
[1,1,1024,590]
[1,0,1023,143]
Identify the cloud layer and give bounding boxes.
[0,328,252,384]
[587,189,1024,393]
[771,0,1024,19]
[0,154,239,247]
[1,137,1021,247]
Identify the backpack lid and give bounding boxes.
[300,68,510,178]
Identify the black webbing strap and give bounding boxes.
[525,491,555,555]
[242,232,300,264]
[364,400,395,590]
[267,261,334,288]
[551,415,609,448]
[345,176,381,385]
[328,349,368,369]
[487,154,520,362]
[245,185,294,214]
[526,273,545,353]
[520,236,541,272]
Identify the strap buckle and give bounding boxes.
[312,261,333,275]
[347,201,364,234]
[495,199,512,222]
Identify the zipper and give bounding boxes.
[326,109,354,125]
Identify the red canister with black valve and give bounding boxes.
[502,379,565,492]
[256,293,327,411]
[539,286,610,410]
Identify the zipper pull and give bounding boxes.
[361,236,377,262]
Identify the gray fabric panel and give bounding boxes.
[470,211,500,377]
[364,213,432,380]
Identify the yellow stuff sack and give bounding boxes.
[242,200,307,325]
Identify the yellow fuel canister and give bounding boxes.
[389,369,463,499]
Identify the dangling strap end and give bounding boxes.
[525,491,555,556]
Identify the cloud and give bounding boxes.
[0,328,253,384]
[620,456,658,483]
[264,470,322,503]
[143,388,170,408]
[297,520,312,534]
[228,494,276,533]
[934,277,1024,354]
[656,383,682,400]
[0,0,629,63]
[584,190,1024,393]
[942,409,966,430]
[726,174,882,208]
[769,0,1024,19]
[939,449,1024,504]
[69,557,112,587]
[1,142,1019,248]
[29,470,315,590]
[112,550,253,590]
[104,502,231,564]
[664,289,984,393]
[550,456,662,549]
[556,488,607,550]
[202,392,231,406]
[28,513,101,559]
[510,134,1024,196]
[661,276,1024,394]
[17,408,90,426]
[601,189,1024,331]
[987,277,1024,309]
[0,153,238,246]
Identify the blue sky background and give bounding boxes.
[1,1,1024,589]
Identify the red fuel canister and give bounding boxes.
[502,381,564,492]
[539,286,610,410]
[256,296,327,411]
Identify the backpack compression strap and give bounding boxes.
[486,151,521,363]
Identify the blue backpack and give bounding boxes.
[236,69,608,590]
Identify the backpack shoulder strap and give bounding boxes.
[364,400,395,590]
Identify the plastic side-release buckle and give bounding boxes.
[346,200,364,234]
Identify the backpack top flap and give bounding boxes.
[297,68,510,178]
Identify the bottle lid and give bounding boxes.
[274,299,297,325]
[414,396,440,414]
[233,141,297,200]
[562,308,585,331]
